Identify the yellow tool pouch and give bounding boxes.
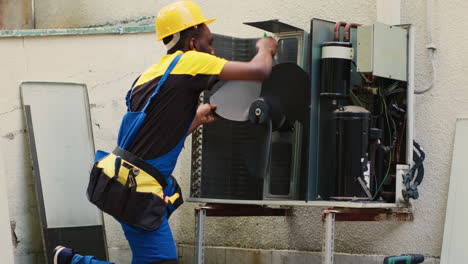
[87,147,183,231]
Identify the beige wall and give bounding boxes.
[34,0,377,37]
[1,0,466,261]
[0,0,33,30]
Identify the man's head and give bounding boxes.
[162,23,214,54]
[155,1,215,54]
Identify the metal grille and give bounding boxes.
[190,34,257,198]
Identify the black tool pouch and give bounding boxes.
[87,157,168,231]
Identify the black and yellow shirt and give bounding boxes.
[127,50,227,160]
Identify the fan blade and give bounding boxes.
[259,119,273,179]
[209,81,262,122]
[260,63,310,130]
[239,118,272,179]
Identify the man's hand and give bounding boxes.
[188,104,219,134]
[219,37,277,81]
[196,104,219,125]
[256,37,278,56]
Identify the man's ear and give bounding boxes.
[189,37,199,51]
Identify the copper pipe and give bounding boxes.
[344,23,362,42]
[333,21,348,41]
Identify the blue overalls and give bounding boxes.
[76,54,185,264]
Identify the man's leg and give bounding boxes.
[53,246,113,264]
[120,216,178,264]
[70,254,113,264]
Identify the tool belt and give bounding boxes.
[87,147,183,231]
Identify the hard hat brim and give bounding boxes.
[156,18,217,41]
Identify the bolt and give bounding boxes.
[131,167,140,176]
[255,108,262,116]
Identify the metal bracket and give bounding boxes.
[194,207,206,264]
[322,210,338,264]
[193,204,290,264]
[321,207,413,264]
[396,164,411,205]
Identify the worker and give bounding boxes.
[53,1,277,264]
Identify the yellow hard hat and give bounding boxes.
[155,1,216,41]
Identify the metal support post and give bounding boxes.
[194,207,206,264]
[322,210,337,264]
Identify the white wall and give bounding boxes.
[1,0,466,260]
[0,142,14,263]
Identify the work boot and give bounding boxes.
[52,246,77,264]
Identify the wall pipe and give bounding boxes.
[343,23,361,42]
[414,0,437,94]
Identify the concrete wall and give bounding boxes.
[0,139,15,263]
[34,0,376,37]
[0,0,33,30]
[1,0,465,262]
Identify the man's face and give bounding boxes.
[194,24,215,55]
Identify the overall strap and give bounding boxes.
[125,76,142,112]
[141,53,183,113]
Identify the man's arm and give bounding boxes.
[219,37,278,81]
[189,38,278,134]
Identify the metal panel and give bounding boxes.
[244,20,307,69]
[21,82,101,227]
[356,25,373,73]
[395,164,410,205]
[21,82,108,262]
[406,24,415,166]
[311,18,360,201]
[244,20,303,33]
[357,23,407,81]
[275,31,307,69]
[309,19,333,201]
[263,122,302,200]
[373,23,407,81]
[186,197,403,208]
[441,119,468,264]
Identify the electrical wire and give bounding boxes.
[372,84,394,199]
[350,89,365,106]
[373,154,392,200]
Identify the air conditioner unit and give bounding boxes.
[189,19,415,208]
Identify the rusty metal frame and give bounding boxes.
[323,207,414,222]
[194,203,290,217]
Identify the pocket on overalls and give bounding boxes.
[122,189,167,231]
[166,175,184,216]
[87,163,129,215]
[87,164,117,205]
[87,156,170,231]
[86,164,102,201]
